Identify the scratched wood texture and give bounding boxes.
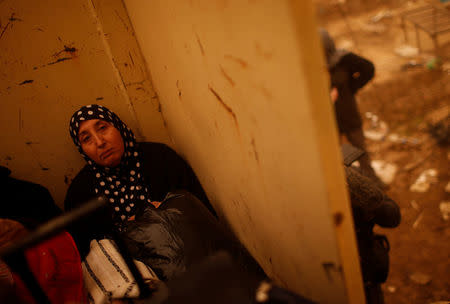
[123,1,365,303]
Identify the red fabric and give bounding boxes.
[13,231,86,304]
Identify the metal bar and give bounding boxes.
[401,17,408,43]
[415,24,422,53]
[419,9,448,16]
[403,16,436,34]
[422,24,450,34]
[414,22,433,35]
[432,34,439,57]
[4,253,51,304]
[111,230,152,299]
[420,18,450,27]
[436,27,450,34]
[401,5,434,17]
[408,13,450,24]
[0,198,107,259]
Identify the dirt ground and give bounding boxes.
[316,1,450,303]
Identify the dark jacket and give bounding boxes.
[0,166,61,229]
[330,53,375,133]
[64,142,212,257]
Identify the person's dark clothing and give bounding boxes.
[329,52,384,186]
[0,166,61,229]
[64,142,213,258]
[152,251,316,304]
[120,191,264,282]
[344,165,400,304]
[330,52,375,134]
[345,127,381,184]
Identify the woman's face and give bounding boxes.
[78,119,125,167]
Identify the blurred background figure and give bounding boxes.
[319,28,385,189]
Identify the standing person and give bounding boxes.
[319,28,385,188]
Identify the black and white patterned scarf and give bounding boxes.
[69,104,151,224]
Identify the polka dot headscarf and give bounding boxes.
[69,104,151,224]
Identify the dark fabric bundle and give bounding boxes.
[120,191,264,282]
[344,166,400,228]
[344,166,400,287]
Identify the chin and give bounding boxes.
[106,156,122,168]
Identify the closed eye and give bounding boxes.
[97,124,108,132]
[81,135,91,143]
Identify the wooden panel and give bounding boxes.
[123,0,365,303]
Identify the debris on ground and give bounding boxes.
[445,182,450,193]
[360,22,387,34]
[410,200,419,210]
[409,169,438,193]
[442,61,450,74]
[387,133,420,145]
[439,202,450,221]
[386,285,397,293]
[409,272,432,285]
[370,9,393,23]
[394,45,419,58]
[400,60,423,71]
[337,39,354,50]
[371,160,398,184]
[364,112,389,140]
[403,151,433,172]
[412,211,424,229]
[425,105,449,146]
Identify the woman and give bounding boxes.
[64,104,260,282]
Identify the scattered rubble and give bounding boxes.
[400,60,423,71]
[387,133,420,145]
[370,10,393,23]
[394,45,419,58]
[425,105,449,146]
[386,285,397,293]
[337,39,354,50]
[412,211,424,229]
[409,169,438,193]
[439,202,450,221]
[410,200,419,210]
[371,160,397,184]
[409,272,432,285]
[364,112,389,141]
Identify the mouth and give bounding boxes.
[100,148,114,160]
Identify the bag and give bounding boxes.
[82,239,159,304]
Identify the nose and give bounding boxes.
[93,133,106,147]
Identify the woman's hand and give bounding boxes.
[330,87,339,103]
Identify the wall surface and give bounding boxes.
[123,1,364,303]
[0,0,169,207]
